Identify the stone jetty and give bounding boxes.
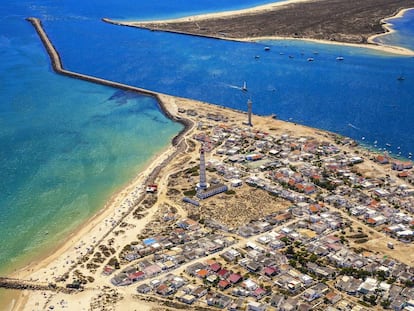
[26,17,192,146]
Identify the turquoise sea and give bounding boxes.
[0,0,414,276]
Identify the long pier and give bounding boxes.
[26,17,192,146]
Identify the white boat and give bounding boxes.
[242,81,248,92]
[336,56,344,61]
[307,57,314,62]
[264,46,270,51]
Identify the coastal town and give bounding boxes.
[5,9,414,311]
[11,96,414,311]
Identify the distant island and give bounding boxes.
[106,0,414,54]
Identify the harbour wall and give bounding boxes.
[26,17,192,147]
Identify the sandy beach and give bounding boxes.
[3,91,412,310]
[109,0,414,56]
[125,0,314,24]
[4,100,182,310]
[367,8,413,46]
[240,36,414,56]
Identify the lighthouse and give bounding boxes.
[198,147,208,190]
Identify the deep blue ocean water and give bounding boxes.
[0,0,413,274]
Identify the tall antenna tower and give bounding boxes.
[247,98,253,126]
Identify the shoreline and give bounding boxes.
[2,17,194,310]
[121,0,320,24]
[241,35,414,56]
[106,0,414,56]
[106,17,414,56]
[367,8,413,47]
[8,18,194,274]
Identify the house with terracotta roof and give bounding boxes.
[375,154,389,164]
[366,215,387,226]
[218,279,231,290]
[155,283,175,296]
[325,291,342,304]
[127,271,145,282]
[102,265,114,276]
[308,204,320,214]
[253,287,267,300]
[398,171,410,178]
[264,266,278,277]
[217,268,231,279]
[304,184,316,194]
[227,273,242,284]
[196,269,209,279]
[209,262,222,273]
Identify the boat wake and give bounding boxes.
[347,123,360,130]
[225,84,244,90]
[223,81,248,92]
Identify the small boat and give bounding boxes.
[254,55,260,59]
[397,75,405,81]
[307,57,314,62]
[336,56,344,61]
[264,46,271,51]
[386,143,391,147]
[289,55,294,59]
[242,81,248,92]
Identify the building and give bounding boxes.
[196,184,228,200]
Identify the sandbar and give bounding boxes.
[107,0,414,56]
